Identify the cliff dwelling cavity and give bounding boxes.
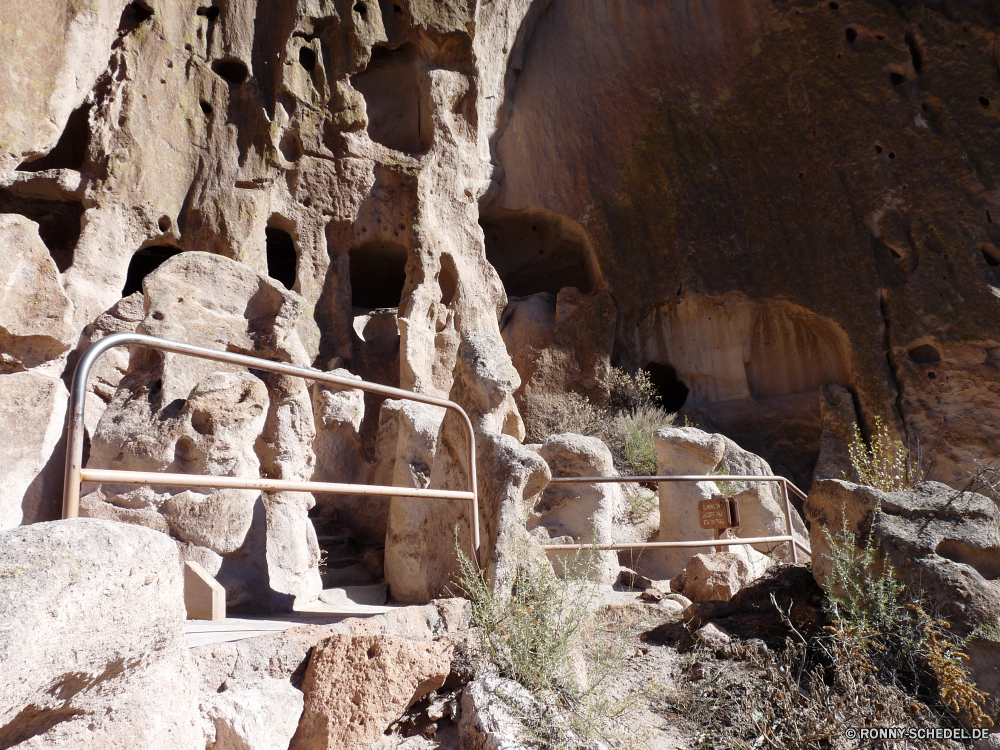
[265,226,297,290]
[630,297,853,489]
[349,241,408,309]
[0,191,83,272]
[643,362,689,412]
[351,45,432,154]
[15,103,91,173]
[480,207,600,297]
[122,246,182,297]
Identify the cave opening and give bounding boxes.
[0,190,83,272]
[212,59,249,85]
[350,45,432,154]
[16,103,91,173]
[122,246,182,297]
[298,46,316,72]
[481,208,598,297]
[643,362,690,413]
[350,241,408,309]
[265,227,297,289]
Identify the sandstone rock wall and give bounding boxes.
[2,0,998,611]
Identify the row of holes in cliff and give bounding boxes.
[121,233,425,312]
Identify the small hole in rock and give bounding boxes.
[875,34,885,41]
[158,216,170,232]
[928,371,937,379]
[828,1,839,8]
[211,59,248,85]
[875,144,883,153]
[980,243,1000,266]
[439,254,458,306]
[908,344,941,364]
[905,32,922,72]
[393,3,401,10]
[200,101,213,115]
[354,2,366,18]
[845,27,858,44]
[889,152,896,159]
[298,47,316,71]
[980,96,991,107]
[123,246,182,297]
[890,72,905,86]
[265,226,297,289]
[196,5,220,20]
[350,241,408,309]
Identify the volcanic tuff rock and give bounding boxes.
[0,0,998,624]
[290,634,453,750]
[0,519,203,749]
[806,478,1000,636]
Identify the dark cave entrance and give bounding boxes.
[643,362,690,413]
[16,103,91,173]
[0,190,83,272]
[265,226,297,290]
[350,45,432,154]
[122,246,182,297]
[480,207,597,297]
[350,241,408,309]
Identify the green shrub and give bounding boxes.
[657,523,992,748]
[454,537,640,748]
[523,367,675,477]
[847,415,924,492]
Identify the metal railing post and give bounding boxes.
[61,332,482,565]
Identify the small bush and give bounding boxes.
[847,415,924,492]
[657,523,991,748]
[454,536,640,748]
[523,368,676,478]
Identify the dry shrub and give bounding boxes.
[847,416,924,492]
[657,523,991,749]
[454,537,641,748]
[523,367,675,477]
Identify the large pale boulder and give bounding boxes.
[806,479,1000,636]
[531,432,622,584]
[0,371,68,529]
[685,552,755,603]
[0,518,203,748]
[289,634,452,750]
[0,215,76,372]
[82,252,322,611]
[646,426,808,579]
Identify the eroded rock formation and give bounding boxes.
[1,0,998,624]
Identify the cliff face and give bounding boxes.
[0,0,997,607]
[492,0,1000,487]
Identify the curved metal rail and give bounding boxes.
[62,332,480,562]
[542,474,810,562]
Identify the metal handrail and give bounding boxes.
[541,474,810,563]
[62,332,480,562]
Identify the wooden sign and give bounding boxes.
[698,498,741,530]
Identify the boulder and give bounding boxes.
[0,215,76,371]
[289,634,453,750]
[0,371,68,528]
[82,252,322,611]
[646,426,808,579]
[684,552,754,603]
[459,675,535,750]
[0,518,203,749]
[806,479,1000,636]
[531,432,622,585]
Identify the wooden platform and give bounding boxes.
[184,600,394,648]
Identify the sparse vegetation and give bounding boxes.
[453,536,642,748]
[657,523,991,748]
[847,415,924,492]
[524,367,675,477]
